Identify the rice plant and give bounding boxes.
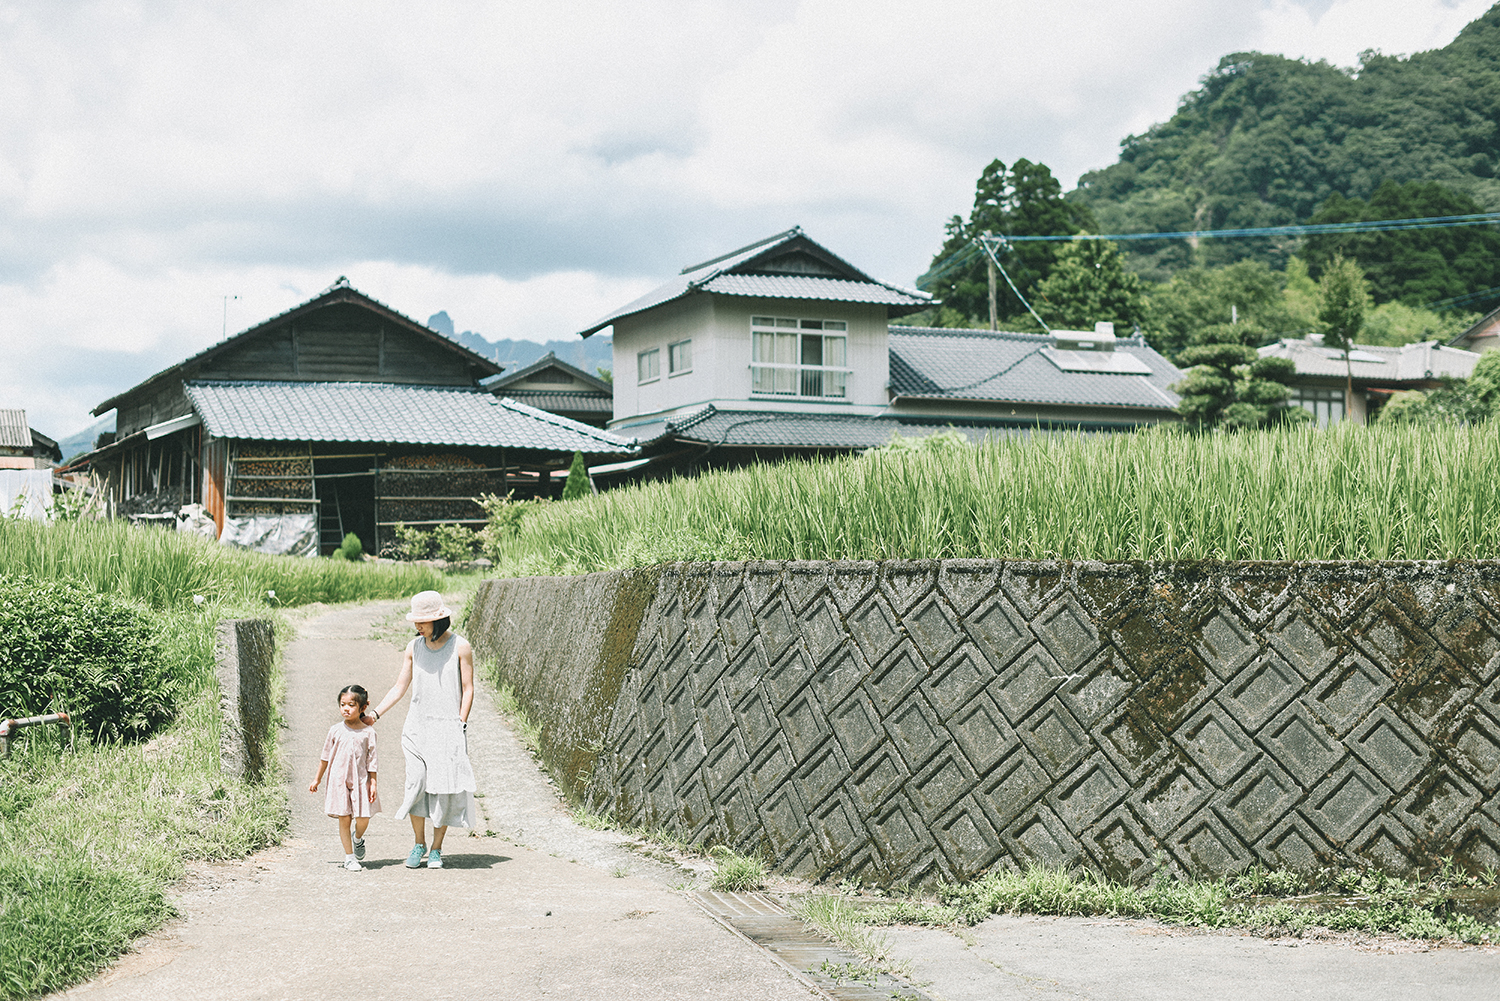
[0,518,443,610]
[483,422,1500,575]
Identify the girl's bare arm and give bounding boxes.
[308,759,328,792]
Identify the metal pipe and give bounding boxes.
[0,712,70,758]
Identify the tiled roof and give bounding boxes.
[699,273,930,306]
[184,381,635,454]
[94,281,504,416]
[578,228,931,337]
[1258,338,1479,382]
[0,409,29,449]
[486,351,614,394]
[638,405,1028,450]
[889,327,1182,411]
[498,390,613,414]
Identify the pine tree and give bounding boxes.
[561,451,593,501]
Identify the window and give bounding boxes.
[1292,387,1345,427]
[669,339,692,376]
[637,348,660,384]
[750,316,849,398]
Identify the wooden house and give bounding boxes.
[484,352,614,427]
[82,280,635,555]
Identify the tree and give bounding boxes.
[1032,238,1147,330]
[1304,181,1500,305]
[1317,254,1371,417]
[561,451,593,501]
[1145,259,1301,358]
[1378,351,1500,425]
[1172,341,1305,430]
[925,158,1093,326]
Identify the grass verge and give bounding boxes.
[0,519,449,998]
[816,862,1500,947]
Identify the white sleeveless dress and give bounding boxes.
[395,633,476,828]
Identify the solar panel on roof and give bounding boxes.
[1040,347,1153,375]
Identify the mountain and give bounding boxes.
[426,311,613,376]
[57,413,115,464]
[1068,5,1500,281]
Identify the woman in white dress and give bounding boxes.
[367,591,477,869]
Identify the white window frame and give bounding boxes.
[668,339,692,377]
[750,316,850,399]
[1292,386,1345,427]
[637,347,660,385]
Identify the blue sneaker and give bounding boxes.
[426,849,443,869]
[405,844,426,868]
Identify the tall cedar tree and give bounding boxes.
[927,159,1093,325]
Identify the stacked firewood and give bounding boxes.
[377,453,498,523]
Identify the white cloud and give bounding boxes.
[1256,0,1493,65]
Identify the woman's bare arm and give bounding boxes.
[458,637,475,724]
[365,647,415,723]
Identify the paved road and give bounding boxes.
[63,600,816,1001]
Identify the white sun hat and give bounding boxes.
[405,590,454,622]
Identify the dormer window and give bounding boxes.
[751,316,848,398]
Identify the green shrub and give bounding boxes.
[334,532,363,561]
[0,575,174,743]
[432,523,479,563]
[561,450,593,501]
[386,522,434,561]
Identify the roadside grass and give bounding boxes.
[0,518,448,999]
[0,518,443,610]
[708,847,767,892]
[482,422,1500,575]
[807,862,1500,948]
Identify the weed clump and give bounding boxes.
[709,847,767,892]
[0,574,174,743]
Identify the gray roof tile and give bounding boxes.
[0,409,30,449]
[578,228,930,336]
[1258,338,1479,382]
[652,406,1029,450]
[184,381,635,453]
[889,326,1182,411]
[497,390,613,414]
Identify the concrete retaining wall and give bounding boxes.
[215,618,275,782]
[468,561,1500,884]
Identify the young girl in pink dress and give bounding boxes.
[309,684,382,871]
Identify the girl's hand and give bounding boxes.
[368,778,378,800]
[308,780,318,792]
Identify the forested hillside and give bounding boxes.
[1071,5,1500,281]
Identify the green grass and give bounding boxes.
[709,847,767,892]
[0,518,443,610]
[0,518,448,998]
[826,862,1500,946]
[483,423,1500,575]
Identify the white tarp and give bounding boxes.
[219,513,318,557]
[0,469,53,520]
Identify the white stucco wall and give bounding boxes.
[608,293,890,422]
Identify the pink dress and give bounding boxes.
[321,722,382,818]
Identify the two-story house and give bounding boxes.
[578,228,1184,477]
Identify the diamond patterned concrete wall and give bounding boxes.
[473,560,1500,885]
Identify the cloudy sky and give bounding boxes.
[1,0,1491,439]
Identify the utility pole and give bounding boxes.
[987,258,998,331]
[222,295,239,339]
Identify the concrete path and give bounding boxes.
[63,600,817,1001]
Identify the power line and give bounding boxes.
[917,209,1500,290]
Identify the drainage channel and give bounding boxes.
[694,890,932,1001]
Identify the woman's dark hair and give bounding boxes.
[427,616,450,640]
[338,684,370,708]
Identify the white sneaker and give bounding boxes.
[342,859,363,871]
